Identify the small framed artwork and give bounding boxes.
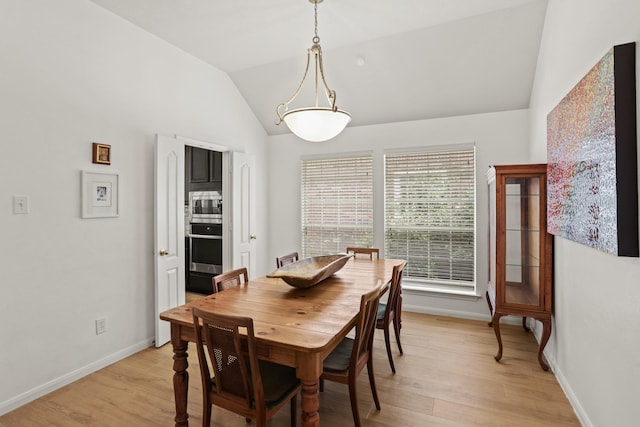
[92,143,111,165]
[81,171,119,218]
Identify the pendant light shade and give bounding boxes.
[275,0,350,142]
[282,108,351,142]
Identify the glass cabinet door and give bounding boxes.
[503,176,542,308]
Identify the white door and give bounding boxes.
[154,135,185,347]
[231,152,256,278]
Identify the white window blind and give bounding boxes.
[301,155,373,257]
[384,148,476,288]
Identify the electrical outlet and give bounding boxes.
[95,317,107,335]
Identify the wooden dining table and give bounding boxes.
[159,257,404,427]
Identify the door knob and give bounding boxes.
[159,249,169,256]
[250,235,257,240]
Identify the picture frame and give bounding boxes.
[81,171,119,218]
[92,142,111,165]
[546,42,638,256]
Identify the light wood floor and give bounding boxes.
[0,297,580,427]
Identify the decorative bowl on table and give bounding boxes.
[266,254,353,289]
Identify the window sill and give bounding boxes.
[402,281,482,301]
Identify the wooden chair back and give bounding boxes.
[346,247,380,260]
[353,282,388,370]
[376,260,406,373]
[276,252,299,268]
[384,261,406,325]
[192,309,300,426]
[213,267,248,293]
[320,281,388,427]
[193,309,257,410]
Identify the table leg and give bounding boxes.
[171,325,189,427]
[300,380,320,427]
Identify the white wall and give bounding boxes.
[268,109,530,319]
[528,1,640,426]
[0,0,268,413]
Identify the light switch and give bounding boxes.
[13,195,29,214]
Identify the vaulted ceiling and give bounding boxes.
[89,0,548,136]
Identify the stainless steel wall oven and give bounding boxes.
[187,190,223,293]
[189,223,223,275]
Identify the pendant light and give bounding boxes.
[275,0,351,142]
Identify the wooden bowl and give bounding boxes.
[266,254,353,289]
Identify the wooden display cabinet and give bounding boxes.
[486,164,553,370]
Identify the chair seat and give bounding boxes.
[322,337,354,374]
[211,359,300,408]
[259,360,301,406]
[376,302,387,321]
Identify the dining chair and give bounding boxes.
[376,260,406,374]
[212,267,248,293]
[346,247,380,260]
[320,281,389,427]
[192,308,301,427]
[276,252,299,268]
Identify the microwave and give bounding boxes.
[189,191,222,223]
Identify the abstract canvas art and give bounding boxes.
[547,42,638,257]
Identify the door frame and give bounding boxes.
[155,135,256,346]
[177,136,231,272]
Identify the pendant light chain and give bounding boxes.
[313,1,319,107]
[274,0,351,142]
[313,1,320,44]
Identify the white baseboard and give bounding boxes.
[405,307,591,426]
[0,337,154,416]
[403,303,523,325]
[529,322,591,427]
[552,362,592,427]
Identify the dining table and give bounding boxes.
[159,256,404,427]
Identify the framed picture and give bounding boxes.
[92,143,111,165]
[82,171,119,218]
[547,42,638,256]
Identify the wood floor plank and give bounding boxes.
[0,308,580,427]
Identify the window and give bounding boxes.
[384,147,476,290]
[301,154,373,257]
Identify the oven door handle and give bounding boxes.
[188,234,222,240]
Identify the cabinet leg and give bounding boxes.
[522,316,529,332]
[492,313,504,362]
[538,319,551,371]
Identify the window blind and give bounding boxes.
[384,148,476,287]
[301,155,373,257]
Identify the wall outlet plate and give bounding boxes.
[95,317,107,335]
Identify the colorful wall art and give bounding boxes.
[546,42,638,257]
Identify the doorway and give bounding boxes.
[184,146,224,294]
[154,135,255,347]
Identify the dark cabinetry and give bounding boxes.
[185,147,222,199]
[486,164,553,370]
[188,271,216,294]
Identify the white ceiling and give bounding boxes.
[89,0,548,136]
